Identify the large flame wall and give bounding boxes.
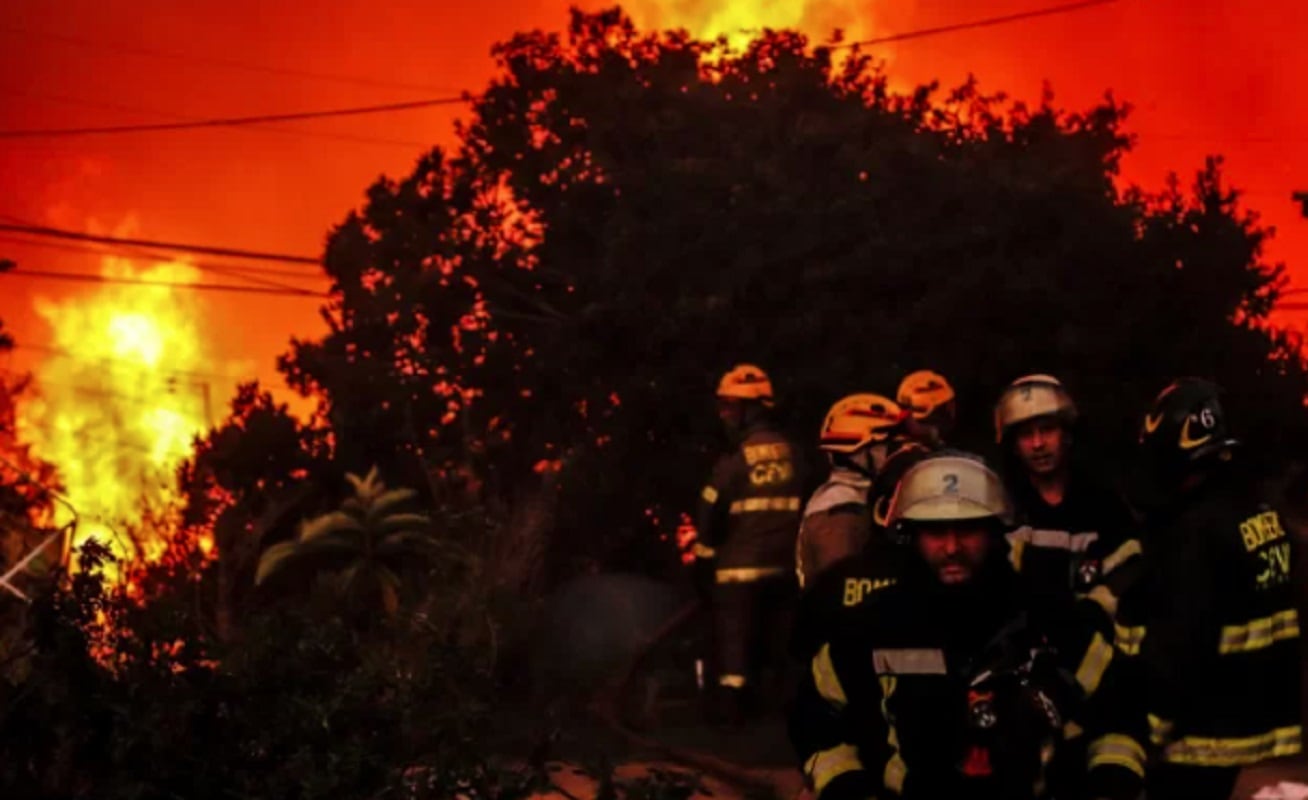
[16,253,215,570]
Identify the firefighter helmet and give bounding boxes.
[898,370,956,423]
[819,393,906,453]
[994,374,1077,443]
[887,452,1012,526]
[716,364,774,406]
[1139,377,1239,475]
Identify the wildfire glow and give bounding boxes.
[626,0,882,51]
[16,248,220,578]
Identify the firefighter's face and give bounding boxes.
[916,525,993,585]
[1014,417,1069,476]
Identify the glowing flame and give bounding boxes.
[16,246,219,578]
[626,0,882,51]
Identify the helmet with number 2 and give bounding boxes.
[887,452,1012,528]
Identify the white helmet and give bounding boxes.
[993,374,1077,443]
[887,452,1012,526]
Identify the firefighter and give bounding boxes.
[795,393,907,591]
[790,398,917,661]
[994,374,1141,617]
[694,364,805,722]
[790,451,1146,800]
[789,438,925,661]
[897,369,957,449]
[1116,378,1302,800]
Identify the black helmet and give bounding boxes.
[1139,378,1239,481]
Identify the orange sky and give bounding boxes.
[2,0,1306,414]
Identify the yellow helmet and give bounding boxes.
[819,394,906,453]
[897,370,955,422]
[887,452,1011,525]
[993,374,1077,443]
[716,364,774,406]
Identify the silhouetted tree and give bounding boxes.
[271,7,1306,581]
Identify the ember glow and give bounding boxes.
[15,246,220,577]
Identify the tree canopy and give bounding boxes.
[269,8,1306,578]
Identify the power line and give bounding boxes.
[0,95,470,139]
[0,25,462,94]
[3,267,329,298]
[0,234,327,280]
[836,0,1119,48]
[0,221,319,265]
[0,235,320,295]
[0,86,431,149]
[0,211,324,293]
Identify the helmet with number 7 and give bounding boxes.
[994,374,1077,444]
[1139,378,1239,481]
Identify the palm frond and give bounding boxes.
[366,488,419,521]
[299,510,365,543]
[344,465,385,502]
[254,541,300,586]
[374,513,433,537]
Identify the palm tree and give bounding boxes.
[255,466,448,617]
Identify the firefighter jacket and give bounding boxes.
[1005,466,1143,619]
[790,553,1147,800]
[695,422,805,581]
[1115,462,1302,769]
[790,548,902,661]
[796,467,873,590]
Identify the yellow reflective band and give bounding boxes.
[728,496,802,514]
[1064,720,1085,740]
[1103,538,1143,574]
[718,673,747,689]
[804,743,863,795]
[1163,725,1303,767]
[1008,539,1026,572]
[1008,526,1099,552]
[715,566,788,583]
[1087,584,1119,618]
[1115,624,1146,656]
[872,648,947,675]
[1148,714,1175,747]
[1076,632,1113,695]
[691,542,717,559]
[812,644,848,707]
[701,485,719,504]
[1218,609,1300,654]
[880,675,907,793]
[1088,734,1147,778]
